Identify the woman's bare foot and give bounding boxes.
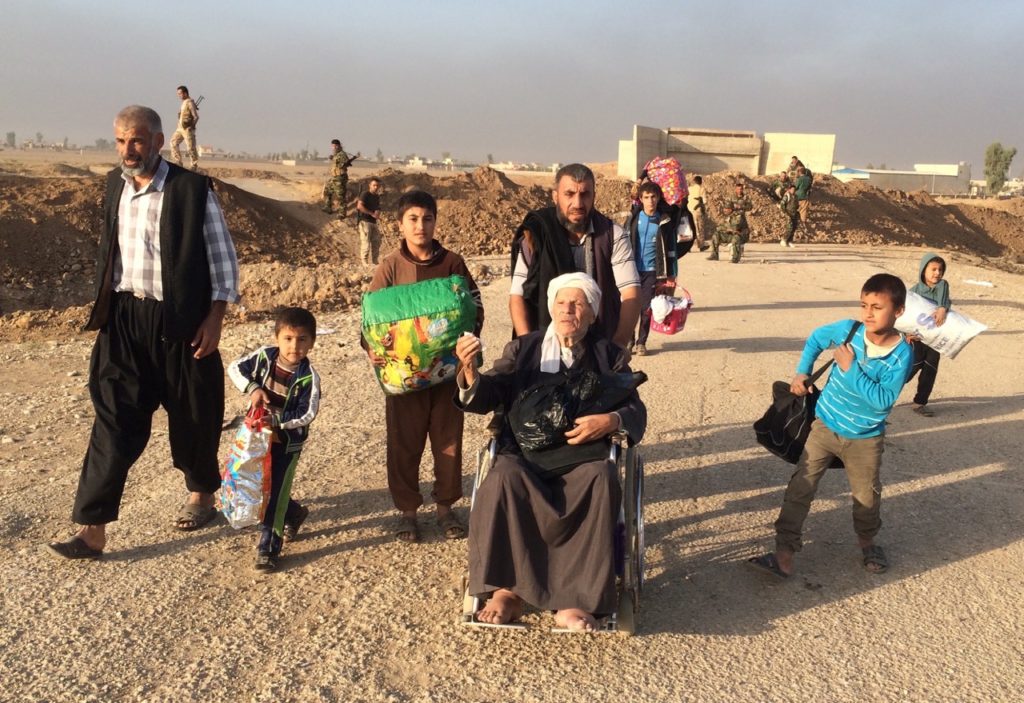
[554,608,598,631]
[476,589,523,625]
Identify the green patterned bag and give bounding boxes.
[361,275,478,395]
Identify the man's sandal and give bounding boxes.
[173,503,218,531]
[45,537,103,561]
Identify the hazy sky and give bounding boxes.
[3,0,1022,174]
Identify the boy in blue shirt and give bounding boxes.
[624,181,681,355]
[228,307,322,572]
[749,273,913,578]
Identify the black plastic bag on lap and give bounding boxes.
[509,369,647,453]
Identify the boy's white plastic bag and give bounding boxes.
[896,291,986,359]
[677,218,694,242]
[218,406,273,529]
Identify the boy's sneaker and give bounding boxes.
[255,551,278,572]
[787,241,796,248]
[634,344,647,356]
[780,239,787,247]
[706,253,719,261]
[283,505,310,542]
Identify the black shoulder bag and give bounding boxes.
[753,322,861,468]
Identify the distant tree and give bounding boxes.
[486,153,494,164]
[35,131,43,145]
[312,148,319,160]
[95,137,110,150]
[985,142,1017,195]
[878,163,887,170]
[62,136,68,149]
[865,162,874,169]
[375,147,384,162]
[441,151,451,161]
[5,132,14,148]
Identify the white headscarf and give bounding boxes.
[540,273,602,373]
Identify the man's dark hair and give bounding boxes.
[396,189,437,219]
[862,273,906,310]
[331,138,341,147]
[637,181,663,199]
[368,177,381,186]
[177,85,189,96]
[693,175,703,185]
[275,306,317,340]
[554,163,595,187]
[797,166,806,175]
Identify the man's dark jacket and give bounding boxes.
[511,206,622,341]
[86,162,214,341]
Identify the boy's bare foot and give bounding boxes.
[395,510,419,543]
[554,608,598,631]
[476,589,523,624]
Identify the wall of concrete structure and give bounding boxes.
[617,125,666,179]
[665,128,762,175]
[617,125,836,180]
[762,133,837,177]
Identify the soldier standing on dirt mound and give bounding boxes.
[169,85,200,170]
[323,139,359,215]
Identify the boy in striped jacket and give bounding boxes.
[228,307,322,572]
[749,274,913,578]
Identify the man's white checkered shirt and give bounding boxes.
[113,159,240,303]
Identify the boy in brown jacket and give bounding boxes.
[366,190,484,542]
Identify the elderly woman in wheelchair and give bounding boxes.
[454,273,646,631]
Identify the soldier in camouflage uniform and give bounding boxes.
[708,181,752,263]
[169,86,199,170]
[768,171,791,202]
[779,182,800,247]
[322,139,359,215]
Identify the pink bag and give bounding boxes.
[643,157,689,206]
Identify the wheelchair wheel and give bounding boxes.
[623,447,644,595]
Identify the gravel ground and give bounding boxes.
[1,244,1021,703]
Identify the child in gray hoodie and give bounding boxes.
[906,252,951,415]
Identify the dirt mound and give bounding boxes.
[349,167,635,258]
[699,172,1024,259]
[0,175,102,316]
[204,167,290,182]
[2,166,1023,340]
[212,180,347,266]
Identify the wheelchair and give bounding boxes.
[460,416,645,635]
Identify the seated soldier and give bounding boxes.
[454,273,647,631]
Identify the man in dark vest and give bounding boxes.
[509,163,640,354]
[47,105,240,560]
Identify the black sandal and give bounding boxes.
[45,537,103,561]
[862,544,889,574]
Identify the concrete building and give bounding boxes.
[617,125,836,180]
[830,163,971,195]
